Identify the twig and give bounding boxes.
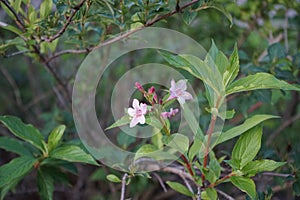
[215,188,235,200]
[42,0,86,42]
[261,172,294,178]
[196,186,201,200]
[4,50,31,58]
[161,166,194,182]
[0,0,26,31]
[179,174,195,200]
[46,0,201,63]
[120,173,128,200]
[153,172,167,192]
[266,113,300,146]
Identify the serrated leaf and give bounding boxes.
[216,115,279,145]
[166,181,194,197]
[232,126,262,169]
[230,176,256,199]
[47,125,65,152]
[226,72,300,95]
[242,160,286,177]
[50,145,99,166]
[37,169,54,200]
[0,136,32,156]
[105,115,131,130]
[106,174,121,183]
[0,156,37,188]
[0,116,47,153]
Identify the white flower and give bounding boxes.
[168,79,193,105]
[127,99,147,128]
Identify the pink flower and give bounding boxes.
[127,99,147,127]
[135,82,145,93]
[161,108,179,119]
[167,79,193,105]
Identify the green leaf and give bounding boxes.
[201,188,218,200]
[182,103,204,138]
[106,174,121,183]
[40,0,53,18]
[37,169,54,200]
[242,160,286,177]
[230,176,256,199]
[47,125,65,152]
[50,145,99,166]
[105,115,131,130]
[166,133,189,154]
[182,10,197,25]
[188,136,205,161]
[0,116,47,153]
[134,144,178,161]
[268,43,286,62]
[160,51,223,98]
[196,3,233,27]
[0,136,32,156]
[0,22,23,35]
[166,181,194,197]
[0,173,24,200]
[0,156,37,188]
[226,72,300,95]
[205,40,219,71]
[232,126,262,169]
[216,115,279,145]
[223,43,239,87]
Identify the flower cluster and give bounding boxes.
[127,79,192,127]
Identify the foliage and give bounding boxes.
[0,116,98,200]
[0,0,299,199]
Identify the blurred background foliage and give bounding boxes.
[0,0,300,199]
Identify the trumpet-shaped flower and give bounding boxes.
[128,99,147,127]
[168,79,193,105]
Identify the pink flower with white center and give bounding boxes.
[161,108,179,119]
[167,79,193,105]
[127,99,147,128]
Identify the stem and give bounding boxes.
[120,173,128,200]
[202,97,221,182]
[207,172,235,188]
[180,154,195,177]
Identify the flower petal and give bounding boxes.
[130,117,139,127]
[177,96,186,105]
[176,80,187,91]
[181,91,193,100]
[138,115,146,124]
[140,103,148,114]
[128,108,135,116]
[170,79,176,90]
[132,99,139,109]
